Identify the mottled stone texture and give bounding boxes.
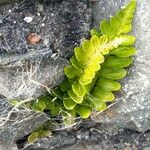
[0,0,20,5]
[0,0,91,99]
[0,0,150,149]
[0,0,91,147]
[91,0,150,132]
[22,123,150,150]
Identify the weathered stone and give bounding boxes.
[0,0,150,149]
[22,123,150,150]
[0,57,68,99]
[0,0,91,147]
[91,0,150,132]
[0,143,18,150]
[0,0,91,101]
[0,112,48,145]
[0,0,20,6]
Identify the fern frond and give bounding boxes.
[100,0,136,37]
[64,35,135,106]
[22,0,137,121]
[62,0,136,118]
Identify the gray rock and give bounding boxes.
[0,0,150,149]
[0,0,91,104]
[0,0,20,6]
[18,0,150,148]
[91,0,150,132]
[0,111,48,145]
[0,143,18,150]
[23,123,150,150]
[0,0,91,146]
[0,56,68,99]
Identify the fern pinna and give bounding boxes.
[60,0,136,118]
[12,0,136,122]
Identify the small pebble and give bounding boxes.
[24,16,33,23]
[37,13,41,16]
[51,13,54,17]
[27,33,41,45]
[41,23,45,27]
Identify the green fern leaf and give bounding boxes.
[97,103,107,111]
[96,78,121,91]
[92,88,115,102]
[68,90,83,104]
[109,46,136,58]
[90,28,101,37]
[72,82,86,97]
[100,0,136,37]
[63,94,76,110]
[31,100,46,112]
[104,56,133,69]
[28,130,51,144]
[65,65,82,78]
[28,132,38,143]
[76,105,92,119]
[99,68,127,80]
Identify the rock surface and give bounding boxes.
[0,0,91,99]
[0,0,20,5]
[91,0,150,132]
[0,0,150,149]
[21,123,150,150]
[0,0,91,146]
[0,143,18,150]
